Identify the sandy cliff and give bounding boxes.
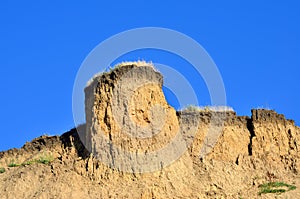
[1,62,300,198]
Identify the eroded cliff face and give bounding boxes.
[1,62,300,198]
[250,109,300,171]
[84,64,181,172]
[84,63,300,173]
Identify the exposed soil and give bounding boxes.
[1,63,299,198]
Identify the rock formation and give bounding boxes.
[1,62,300,198]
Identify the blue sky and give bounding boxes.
[0,1,299,151]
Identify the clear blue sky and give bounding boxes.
[0,1,299,151]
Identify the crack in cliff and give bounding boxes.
[247,117,255,156]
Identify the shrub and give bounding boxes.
[0,167,5,173]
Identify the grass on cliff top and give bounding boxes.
[86,60,155,87]
[258,182,296,195]
[0,167,5,173]
[111,60,154,71]
[181,105,234,112]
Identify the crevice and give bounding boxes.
[235,156,239,165]
[247,117,255,156]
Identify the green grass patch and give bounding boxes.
[36,153,54,164]
[21,160,34,166]
[0,167,5,173]
[8,162,20,167]
[7,160,20,167]
[6,153,54,169]
[259,182,296,195]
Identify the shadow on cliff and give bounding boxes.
[59,124,90,159]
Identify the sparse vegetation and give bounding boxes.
[87,61,155,87]
[6,153,54,169]
[8,163,19,167]
[258,182,296,195]
[181,105,234,112]
[36,153,54,164]
[21,160,34,166]
[255,105,273,111]
[8,160,20,167]
[0,167,5,173]
[182,104,203,112]
[108,60,154,72]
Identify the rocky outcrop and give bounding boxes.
[84,64,181,172]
